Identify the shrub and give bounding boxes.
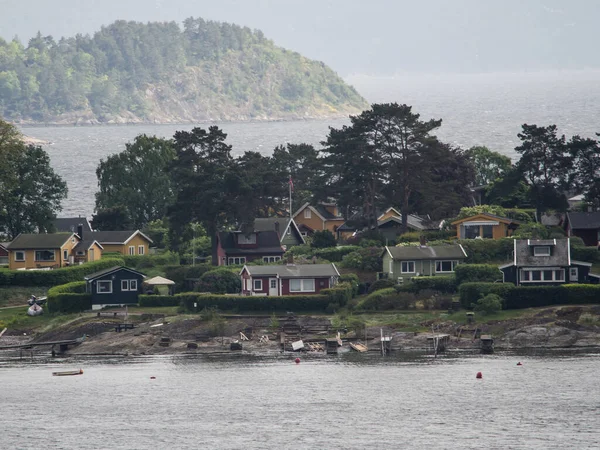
[512,222,550,239]
[341,247,383,271]
[409,276,456,294]
[454,264,503,285]
[178,293,330,312]
[458,282,515,309]
[368,278,396,293]
[195,268,241,294]
[339,273,359,296]
[314,246,360,262]
[571,246,600,263]
[285,244,313,257]
[123,251,179,269]
[311,230,337,248]
[474,294,503,314]
[138,295,181,307]
[163,264,213,290]
[356,288,417,311]
[460,239,514,264]
[47,281,91,313]
[321,282,354,306]
[0,257,125,287]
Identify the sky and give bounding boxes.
[0,0,599,75]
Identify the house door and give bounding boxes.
[269,278,278,296]
[569,267,578,282]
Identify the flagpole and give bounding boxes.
[289,173,293,220]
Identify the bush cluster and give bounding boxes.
[138,295,181,307]
[458,282,515,308]
[460,239,514,263]
[341,247,383,271]
[47,281,91,313]
[321,282,354,306]
[454,264,503,285]
[195,268,241,293]
[123,252,179,269]
[408,276,457,294]
[368,278,396,294]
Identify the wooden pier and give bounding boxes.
[427,334,450,355]
[480,335,494,354]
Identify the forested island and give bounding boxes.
[0,18,367,124]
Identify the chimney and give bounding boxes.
[77,224,84,240]
[419,235,427,247]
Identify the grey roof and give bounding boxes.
[7,233,75,250]
[73,239,103,252]
[253,217,291,233]
[378,215,440,231]
[386,245,467,260]
[514,239,569,267]
[243,263,340,278]
[218,230,284,255]
[84,265,146,281]
[314,205,343,220]
[53,217,93,233]
[0,242,10,250]
[567,212,600,230]
[90,230,152,244]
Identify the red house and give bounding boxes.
[213,230,285,266]
[0,242,9,265]
[240,263,340,296]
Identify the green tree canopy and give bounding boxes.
[465,145,512,186]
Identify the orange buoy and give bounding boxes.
[517,362,522,366]
[476,372,482,379]
[295,358,301,364]
[79,369,84,374]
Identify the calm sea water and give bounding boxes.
[1,352,599,449]
[19,69,600,217]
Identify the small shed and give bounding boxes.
[143,276,176,295]
[84,266,146,310]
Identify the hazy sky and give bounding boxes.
[1,0,598,75]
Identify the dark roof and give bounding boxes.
[314,205,343,220]
[0,242,9,250]
[53,217,93,233]
[253,217,291,233]
[567,212,600,230]
[90,230,152,244]
[385,245,467,260]
[84,266,146,281]
[73,239,103,252]
[218,230,284,255]
[243,263,340,278]
[378,215,440,231]
[514,239,569,267]
[7,233,75,250]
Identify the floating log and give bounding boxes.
[52,369,83,376]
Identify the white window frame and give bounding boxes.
[300,231,308,237]
[228,257,246,265]
[97,280,113,294]
[138,245,145,255]
[270,279,277,289]
[435,260,458,273]
[290,278,315,292]
[534,246,551,256]
[129,279,138,291]
[520,269,565,283]
[237,234,256,245]
[63,250,68,260]
[128,246,135,255]
[121,280,130,291]
[14,251,25,262]
[401,261,415,273]
[76,251,85,256]
[262,256,282,263]
[34,250,55,262]
[253,279,263,291]
[304,209,312,219]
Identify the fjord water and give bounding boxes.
[1,353,599,449]
[21,70,600,217]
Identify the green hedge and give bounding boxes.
[0,257,125,287]
[458,282,515,308]
[368,278,396,293]
[123,252,179,269]
[409,276,457,294]
[356,288,417,311]
[339,273,359,296]
[460,239,514,264]
[504,284,600,309]
[177,293,330,312]
[313,246,361,262]
[571,246,600,263]
[138,295,181,307]
[454,264,503,285]
[47,281,91,313]
[321,282,354,306]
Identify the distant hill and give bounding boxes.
[0,18,367,124]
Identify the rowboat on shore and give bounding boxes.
[52,369,83,376]
[349,342,368,352]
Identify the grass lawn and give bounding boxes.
[0,286,51,308]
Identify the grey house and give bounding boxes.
[382,244,468,282]
[252,217,305,249]
[85,266,146,310]
[499,239,600,285]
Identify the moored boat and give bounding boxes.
[52,369,84,376]
[349,342,368,352]
[27,304,43,316]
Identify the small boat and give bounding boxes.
[28,295,47,306]
[52,369,84,376]
[349,342,368,352]
[27,304,43,316]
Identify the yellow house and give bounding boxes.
[7,233,81,270]
[90,230,153,256]
[293,203,345,237]
[451,213,520,239]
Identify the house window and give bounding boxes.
[304,209,312,219]
[14,251,25,262]
[270,279,277,289]
[76,251,85,256]
[570,268,578,278]
[228,257,246,265]
[262,256,281,263]
[138,245,145,255]
[34,250,55,262]
[290,279,315,292]
[121,280,130,291]
[300,231,308,237]
[533,246,551,256]
[435,260,457,273]
[97,280,112,294]
[464,225,480,239]
[254,279,262,291]
[129,246,135,255]
[129,280,138,291]
[482,225,494,239]
[237,234,257,245]
[63,250,68,260]
[520,269,564,283]
[401,261,415,273]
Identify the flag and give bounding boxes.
[289,175,294,192]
